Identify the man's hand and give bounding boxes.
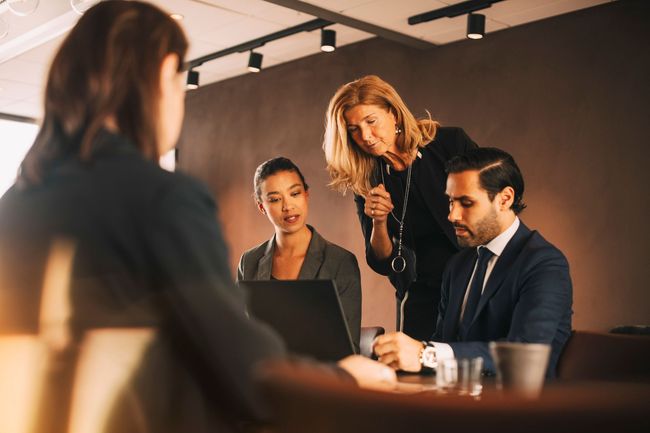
[337,355,397,391]
[373,331,423,372]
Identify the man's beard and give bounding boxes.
[455,208,501,248]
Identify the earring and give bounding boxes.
[395,125,402,135]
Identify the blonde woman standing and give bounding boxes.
[323,75,478,341]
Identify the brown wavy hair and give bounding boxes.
[19,0,187,186]
[323,75,438,196]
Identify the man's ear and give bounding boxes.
[499,186,515,210]
[257,201,266,215]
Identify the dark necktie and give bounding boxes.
[460,246,494,338]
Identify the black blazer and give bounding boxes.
[0,131,288,431]
[237,225,362,350]
[354,127,478,297]
[434,222,573,377]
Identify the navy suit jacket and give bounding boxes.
[433,222,573,377]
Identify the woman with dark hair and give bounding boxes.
[238,157,362,350]
[323,75,478,341]
[0,2,393,431]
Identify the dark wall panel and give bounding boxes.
[180,0,650,332]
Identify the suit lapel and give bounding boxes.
[297,226,324,280]
[443,250,476,340]
[467,223,534,328]
[255,237,275,280]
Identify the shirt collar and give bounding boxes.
[481,217,520,257]
[384,151,422,175]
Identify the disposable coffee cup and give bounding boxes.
[489,342,550,398]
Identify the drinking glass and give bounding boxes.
[436,357,483,396]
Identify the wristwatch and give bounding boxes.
[419,341,438,370]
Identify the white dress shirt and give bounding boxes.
[431,217,520,364]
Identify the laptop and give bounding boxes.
[238,279,356,361]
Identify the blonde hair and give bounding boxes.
[323,75,438,196]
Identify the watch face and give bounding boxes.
[423,347,437,368]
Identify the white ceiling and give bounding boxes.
[0,0,612,120]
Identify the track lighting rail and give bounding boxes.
[188,17,331,69]
[408,0,504,25]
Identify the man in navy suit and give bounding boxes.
[373,147,572,377]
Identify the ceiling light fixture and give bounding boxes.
[186,70,199,90]
[467,13,485,40]
[0,1,79,64]
[187,18,331,74]
[0,17,8,40]
[247,51,263,73]
[0,0,44,43]
[70,0,100,15]
[320,28,336,53]
[6,0,39,17]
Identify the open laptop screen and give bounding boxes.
[238,279,356,361]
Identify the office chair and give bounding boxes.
[359,326,384,358]
[557,330,650,382]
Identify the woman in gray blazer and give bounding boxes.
[237,157,361,349]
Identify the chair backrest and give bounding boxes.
[359,326,385,358]
[557,330,650,381]
[67,328,156,433]
[0,336,49,433]
[0,238,76,433]
[610,325,650,335]
[1,240,158,433]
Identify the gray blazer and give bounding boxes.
[237,225,361,350]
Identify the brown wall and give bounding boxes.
[179,0,650,332]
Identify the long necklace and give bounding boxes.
[380,160,412,273]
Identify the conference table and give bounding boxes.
[257,361,650,433]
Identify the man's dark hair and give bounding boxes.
[445,147,526,214]
[254,157,309,201]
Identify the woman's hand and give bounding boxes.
[337,355,397,391]
[364,184,394,224]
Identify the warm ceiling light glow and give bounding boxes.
[70,0,100,15]
[7,0,39,17]
[170,13,184,21]
[0,18,8,40]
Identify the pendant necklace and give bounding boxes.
[380,159,412,273]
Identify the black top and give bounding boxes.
[354,127,478,339]
[0,131,290,431]
[388,159,456,286]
